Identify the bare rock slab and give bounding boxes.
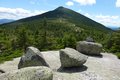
[0,66,53,80]
[76,41,102,55]
[18,46,49,69]
[60,48,88,67]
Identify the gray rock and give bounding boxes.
[60,48,88,67]
[76,41,102,55]
[18,46,49,69]
[0,66,53,80]
[86,37,94,42]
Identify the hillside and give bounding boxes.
[0,6,114,63]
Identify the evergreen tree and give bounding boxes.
[34,30,44,50]
[17,28,29,51]
[42,18,48,49]
[11,39,17,50]
[62,34,76,48]
[108,30,120,52]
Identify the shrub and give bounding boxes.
[0,50,22,63]
[115,53,120,59]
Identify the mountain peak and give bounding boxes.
[56,6,65,9]
[55,6,69,11]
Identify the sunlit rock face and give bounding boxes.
[0,66,53,80]
[18,46,49,69]
[76,41,102,56]
[60,47,88,67]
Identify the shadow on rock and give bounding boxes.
[0,69,5,74]
[57,65,87,73]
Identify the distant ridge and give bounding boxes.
[0,19,14,24]
[108,26,120,30]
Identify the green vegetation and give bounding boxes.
[0,6,119,63]
[105,30,120,58]
[115,53,120,59]
[0,50,22,63]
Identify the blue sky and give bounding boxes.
[0,0,120,27]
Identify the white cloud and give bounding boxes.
[116,0,120,7]
[0,7,46,19]
[77,9,82,13]
[66,1,74,6]
[82,13,120,27]
[95,14,120,27]
[84,13,91,18]
[95,15,119,20]
[73,0,96,6]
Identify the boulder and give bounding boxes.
[0,66,53,80]
[86,36,94,42]
[76,41,102,55]
[60,48,88,67]
[18,46,49,69]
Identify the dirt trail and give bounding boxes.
[0,51,120,80]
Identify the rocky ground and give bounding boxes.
[0,51,120,80]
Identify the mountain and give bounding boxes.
[0,6,112,32]
[108,26,120,30]
[0,19,14,24]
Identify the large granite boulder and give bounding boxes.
[0,66,53,80]
[76,41,102,55]
[60,48,88,67]
[18,46,49,69]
